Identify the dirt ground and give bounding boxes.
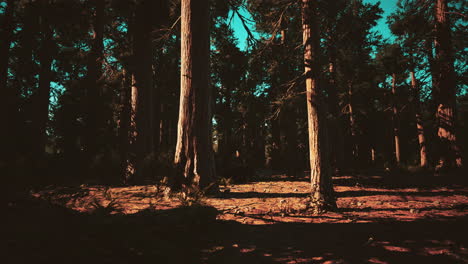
[5,173,468,264]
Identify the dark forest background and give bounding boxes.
[1,0,467,195]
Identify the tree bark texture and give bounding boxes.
[302,0,335,211]
[131,0,155,182]
[174,0,218,192]
[410,71,428,167]
[391,73,401,165]
[327,51,344,173]
[118,68,130,180]
[434,0,462,169]
[84,0,104,160]
[347,81,358,168]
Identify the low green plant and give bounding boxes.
[90,187,121,215]
[176,183,216,207]
[219,177,233,188]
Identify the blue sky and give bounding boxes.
[366,0,398,39]
[230,0,398,50]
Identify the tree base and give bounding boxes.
[307,196,337,214]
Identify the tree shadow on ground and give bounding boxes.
[5,196,468,264]
[204,218,468,264]
[215,192,308,199]
[336,190,468,198]
[332,172,468,190]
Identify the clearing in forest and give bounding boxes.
[6,173,467,264]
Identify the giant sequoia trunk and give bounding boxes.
[174,0,218,192]
[34,2,53,156]
[84,0,104,161]
[130,0,156,182]
[302,0,335,211]
[434,0,462,169]
[411,71,428,167]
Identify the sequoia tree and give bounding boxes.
[84,0,105,161]
[434,0,462,169]
[174,0,218,192]
[130,0,156,182]
[302,0,336,211]
[410,70,428,167]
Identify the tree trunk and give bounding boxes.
[410,71,428,167]
[220,86,233,169]
[347,81,358,168]
[84,0,104,161]
[279,30,298,176]
[17,2,38,156]
[270,117,281,170]
[128,0,156,182]
[280,107,298,176]
[174,0,218,193]
[0,0,16,163]
[0,0,14,95]
[434,0,462,169]
[152,59,161,156]
[302,0,335,211]
[34,2,54,157]
[328,51,344,173]
[126,73,138,181]
[118,68,131,181]
[391,73,401,165]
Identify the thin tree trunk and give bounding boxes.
[410,71,428,167]
[174,0,218,192]
[126,73,138,181]
[302,0,335,211]
[118,68,131,181]
[154,0,169,151]
[35,2,53,156]
[391,73,401,165]
[425,40,438,99]
[19,2,38,157]
[279,29,298,176]
[0,0,16,163]
[84,0,104,161]
[280,107,298,176]
[159,103,164,148]
[221,85,233,168]
[152,61,161,155]
[0,0,14,94]
[347,80,358,167]
[434,0,462,169]
[328,51,344,173]
[270,117,281,170]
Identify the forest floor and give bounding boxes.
[5,172,468,264]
